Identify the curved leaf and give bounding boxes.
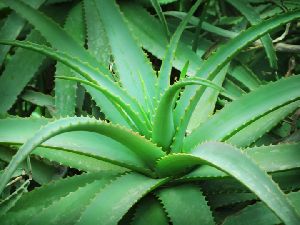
[76,172,167,225]
[0,117,166,193]
[157,184,214,225]
[156,142,300,225]
[184,75,300,150]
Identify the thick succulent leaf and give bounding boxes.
[0,117,166,192]
[226,0,277,69]
[131,196,169,225]
[164,11,239,39]
[76,172,167,225]
[0,40,148,128]
[0,30,46,116]
[0,172,118,225]
[26,179,111,225]
[121,2,207,75]
[227,61,262,91]
[157,184,214,225]
[207,192,257,209]
[54,2,85,117]
[21,90,54,108]
[150,0,170,38]
[245,143,300,172]
[0,0,45,64]
[83,0,129,126]
[194,10,300,80]
[184,75,300,150]
[156,142,300,225]
[95,0,157,113]
[221,79,246,100]
[56,76,151,135]
[223,191,300,225]
[227,101,300,147]
[2,0,102,71]
[0,146,64,185]
[33,147,127,173]
[157,0,202,94]
[152,78,223,149]
[0,117,148,173]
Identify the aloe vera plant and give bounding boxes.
[0,0,300,224]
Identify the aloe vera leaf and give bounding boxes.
[207,192,257,209]
[0,146,64,185]
[157,142,300,225]
[245,142,300,172]
[83,0,110,66]
[95,0,157,113]
[0,0,45,64]
[222,191,300,225]
[0,172,118,225]
[0,30,46,116]
[0,179,29,217]
[0,117,166,192]
[2,0,103,71]
[227,61,262,91]
[157,184,214,225]
[184,75,300,150]
[184,66,228,132]
[1,0,138,126]
[56,76,151,136]
[157,0,202,95]
[131,196,169,225]
[226,0,278,69]
[195,10,300,81]
[0,117,148,173]
[26,179,111,225]
[83,0,131,127]
[54,2,85,117]
[150,0,170,38]
[0,40,148,128]
[221,79,246,100]
[76,172,167,225]
[33,147,127,173]
[227,100,300,147]
[171,65,229,152]
[121,2,207,75]
[152,78,223,149]
[164,11,239,39]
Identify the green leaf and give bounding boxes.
[245,142,300,172]
[0,30,46,116]
[0,0,45,64]
[0,117,166,193]
[0,117,148,173]
[121,2,207,75]
[194,9,300,80]
[184,75,300,150]
[0,172,118,225]
[150,0,170,38]
[76,172,167,225]
[152,77,223,149]
[223,191,300,225]
[131,196,169,225]
[26,179,111,225]
[0,40,148,130]
[95,0,157,113]
[157,184,214,225]
[225,0,278,69]
[227,100,300,147]
[54,2,85,117]
[156,142,300,225]
[157,0,202,94]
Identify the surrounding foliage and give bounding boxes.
[0,0,300,224]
